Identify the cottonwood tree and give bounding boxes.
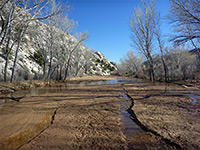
[82,49,93,75]
[120,50,143,75]
[54,36,68,80]
[0,0,21,82]
[154,13,169,82]
[0,1,40,81]
[168,0,200,48]
[72,45,83,77]
[54,15,77,80]
[71,46,93,77]
[43,0,68,80]
[24,0,71,80]
[0,0,67,82]
[165,46,194,79]
[64,32,89,79]
[29,16,75,80]
[28,22,49,79]
[129,0,156,81]
[45,13,78,80]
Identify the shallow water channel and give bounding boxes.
[119,90,175,149]
[1,78,199,149]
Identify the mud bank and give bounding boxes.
[124,81,200,149]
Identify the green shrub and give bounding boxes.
[103,66,107,71]
[96,59,100,63]
[95,59,115,71]
[107,64,115,71]
[93,66,96,70]
[110,67,115,71]
[33,50,43,66]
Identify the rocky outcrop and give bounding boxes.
[0,17,116,81]
[89,51,117,76]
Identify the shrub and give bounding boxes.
[33,50,43,66]
[93,66,96,71]
[96,59,100,63]
[103,66,107,71]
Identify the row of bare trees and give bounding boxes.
[0,0,64,82]
[120,47,199,81]
[0,0,92,82]
[120,0,200,81]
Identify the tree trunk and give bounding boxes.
[47,50,53,79]
[56,64,59,80]
[10,40,21,82]
[4,56,8,82]
[59,64,62,80]
[0,4,14,46]
[64,53,72,80]
[10,24,28,82]
[43,61,46,79]
[161,55,168,82]
[64,59,70,79]
[148,54,155,81]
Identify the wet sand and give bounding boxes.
[124,81,200,149]
[0,76,199,149]
[0,79,127,150]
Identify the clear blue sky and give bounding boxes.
[66,0,171,63]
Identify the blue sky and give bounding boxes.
[66,0,171,63]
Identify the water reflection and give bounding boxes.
[119,91,167,149]
[1,77,198,149]
[0,79,125,110]
[1,78,200,111]
[187,94,200,104]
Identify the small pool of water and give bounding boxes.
[0,79,127,110]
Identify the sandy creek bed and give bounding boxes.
[0,76,199,150]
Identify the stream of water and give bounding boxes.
[0,78,199,149]
[120,90,171,149]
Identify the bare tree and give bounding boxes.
[64,32,89,79]
[168,0,200,47]
[165,46,195,80]
[28,22,49,79]
[0,0,67,82]
[154,13,169,82]
[120,50,143,75]
[129,0,156,81]
[82,49,93,75]
[72,45,83,77]
[43,0,67,80]
[53,15,77,80]
[0,0,19,82]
